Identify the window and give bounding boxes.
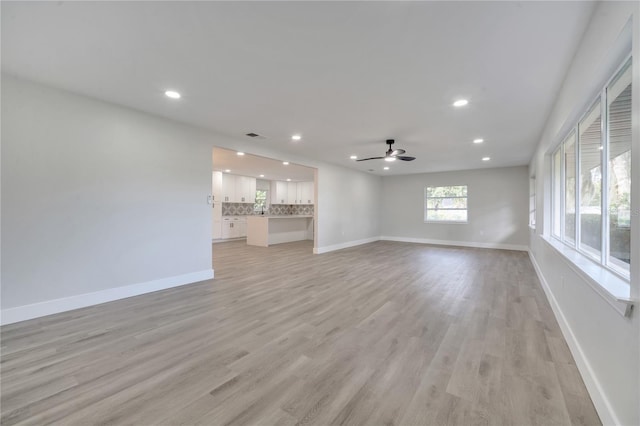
[578,100,602,258]
[425,185,468,222]
[606,59,632,272]
[254,189,268,213]
[529,176,536,228]
[552,148,562,237]
[564,132,577,245]
[550,56,632,279]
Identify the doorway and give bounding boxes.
[211,147,317,269]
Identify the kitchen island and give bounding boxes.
[246,215,314,247]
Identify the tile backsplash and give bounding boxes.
[222,203,314,216]
[270,204,314,216]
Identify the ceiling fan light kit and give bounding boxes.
[356,139,416,162]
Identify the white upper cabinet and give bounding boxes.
[271,180,288,204]
[287,182,298,204]
[270,180,314,204]
[297,181,314,204]
[221,173,236,202]
[235,176,256,203]
[212,171,223,202]
[221,174,256,203]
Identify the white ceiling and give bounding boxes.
[1,1,596,175]
[213,147,315,182]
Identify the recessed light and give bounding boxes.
[473,138,484,144]
[384,157,396,162]
[259,174,265,178]
[224,169,231,173]
[236,152,245,156]
[599,146,604,150]
[350,155,358,160]
[164,90,181,99]
[283,161,289,165]
[286,178,291,182]
[383,166,390,170]
[482,157,490,161]
[291,135,302,141]
[453,99,468,107]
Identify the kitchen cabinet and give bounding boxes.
[270,180,314,204]
[297,181,314,204]
[221,174,256,203]
[212,171,223,203]
[235,176,256,204]
[236,220,247,238]
[287,182,298,204]
[221,173,236,203]
[221,216,247,239]
[212,171,223,239]
[271,181,289,204]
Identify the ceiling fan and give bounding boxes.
[356,139,416,162]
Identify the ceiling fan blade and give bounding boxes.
[396,156,416,161]
[391,149,406,156]
[356,156,385,162]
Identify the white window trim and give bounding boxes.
[546,55,634,316]
[529,175,536,230]
[424,186,469,224]
[541,235,633,317]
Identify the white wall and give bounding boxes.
[1,74,381,322]
[380,166,529,250]
[1,75,215,315]
[529,2,639,425]
[315,163,380,252]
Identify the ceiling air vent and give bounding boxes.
[245,132,267,139]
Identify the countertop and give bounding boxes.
[247,215,313,219]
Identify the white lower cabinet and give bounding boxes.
[236,220,246,238]
[221,217,247,239]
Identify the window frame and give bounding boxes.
[424,185,469,224]
[576,96,604,261]
[529,175,536,229]
[552,147,563,238]
[604,57,633,276]
[550,55,632,282]
[562,130,577,247]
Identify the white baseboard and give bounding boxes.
[313,237,380,254]
[380,236,528,251]
[528,251,618,426]
[313,236,528,254]
[1,269,214,326]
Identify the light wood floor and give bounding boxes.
[1,240,600,425]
